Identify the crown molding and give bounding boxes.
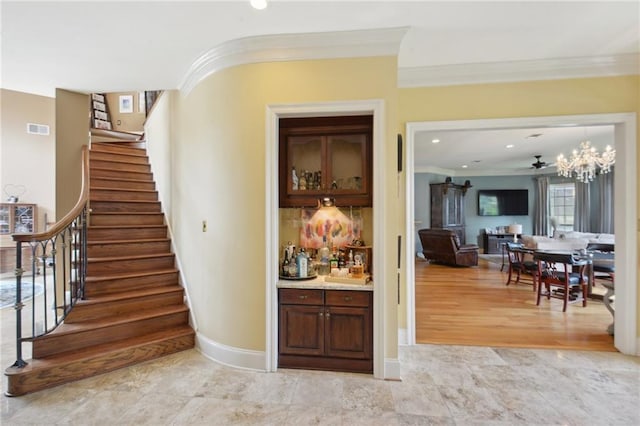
[179,27,409,96]
[398,53,639,88]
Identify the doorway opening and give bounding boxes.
[405,113,637,355]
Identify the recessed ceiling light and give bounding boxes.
[461,165,468,168]
[250,0,268,10]
[526,133,543,138]
[431,139,440,144]
[506,144,514,148]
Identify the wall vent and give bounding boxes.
[27,123,50,136]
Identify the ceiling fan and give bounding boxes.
[531,155,549,169]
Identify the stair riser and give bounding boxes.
[91,189,159,202]
[90,151,148,165]
[87,226,167,240]
[33,311,189,358]
[88,255,175,275]
[5,333,194,397]
[90,178,155,191]
[90,200,162,213]
[87,240,171,257]
[91,168,153,181]
[84,271,179,296]
[90,214,164,226]
[91,144,146,157]
[90,160,150,173]
[65,290,184,323]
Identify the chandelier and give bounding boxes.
[556,141,615,182]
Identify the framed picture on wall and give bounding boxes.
[119,95,133,113]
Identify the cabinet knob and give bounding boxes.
[298,295,307,300]
[326,310,330,317]
[344,296,352,302]
[318,312,323,317]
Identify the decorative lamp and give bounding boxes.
[508,224,522,242]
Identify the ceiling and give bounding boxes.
[414,124,616,176]
[1,1,637,174]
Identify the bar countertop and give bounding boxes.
[277,275,373,291]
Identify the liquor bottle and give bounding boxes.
[318,236,330,275]
[347,250,354,268]
[330,246,339,270]
[296,248,308,278]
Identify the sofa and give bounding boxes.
[418,228,479,267]
[521,231,615,251]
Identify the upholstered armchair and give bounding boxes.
[418,228,479,267]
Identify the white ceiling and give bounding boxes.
[1,1,637,174]
[414,124,616,176]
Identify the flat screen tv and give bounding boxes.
[478,189,529,216]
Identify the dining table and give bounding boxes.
[513,247,614,300]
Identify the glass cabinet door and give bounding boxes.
[13,205,35,233]
[327,134,367,195]
[286,136,323,195]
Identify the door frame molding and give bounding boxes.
[266,99,387,377]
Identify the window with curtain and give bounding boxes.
[549,183,575,231]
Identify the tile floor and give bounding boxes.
[1,342,639,425]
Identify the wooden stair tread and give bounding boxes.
[88,224,166,229]
[90,149,148,159]
[91,165,150,172]
[90,211,162,215]
[85,268,178,282]
[90,176,154,184]
[7,326,194,372]
[89,199,161,206]
[90,186,157,193]
[87,238,170,245]
[88,252,173,262]
[78,285,183,305]
[42,305,189,337]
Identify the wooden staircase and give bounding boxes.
[5,141,195,396]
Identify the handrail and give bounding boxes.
[13,145,90,243]
[8,145,90,369]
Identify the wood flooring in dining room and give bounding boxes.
[415,256,615,351]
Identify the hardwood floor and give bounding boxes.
[415,256,615,351]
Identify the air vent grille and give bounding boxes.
[27,123,50,136]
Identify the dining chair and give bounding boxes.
[533,252,588,312]
[504,242,537,291]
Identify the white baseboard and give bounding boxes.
[398,328,409,346]
[196,333,266,371]
[384,358,401,381]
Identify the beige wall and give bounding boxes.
[167,56,399,354]
[0,89,56,245]
[398,75,640,334]
[105,92,146,133]
[143,91,174,220]
[55,89,89,219]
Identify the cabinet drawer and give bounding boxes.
[325,290,371,307]
[279,288,324,305]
